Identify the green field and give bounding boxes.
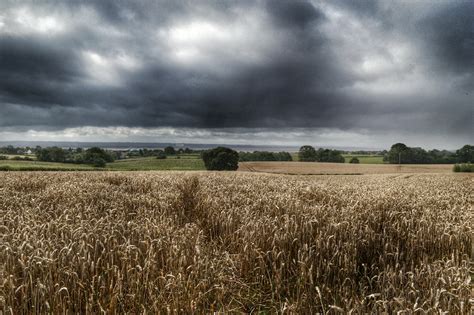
[106,156,205,171]
[0,160,96,171]
[342,154,385,164]
[0,153,384,171]
[0,155,205,171]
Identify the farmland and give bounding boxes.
[0,155,205,171]
[106,156,205,171]
[1,172,472,313]
[0,160,97,171]
[239,161,454,175]
[291,153,385,164]
[342,154,384,164]
[0,156,452,173]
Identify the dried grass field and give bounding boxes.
[1,172,473,313]
[239,161,454,175]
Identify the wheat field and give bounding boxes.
[1,172,473,313]
[238,161,454,175]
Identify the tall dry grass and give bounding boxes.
[1,172,472,313]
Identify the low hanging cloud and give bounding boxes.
[0,0,472,148]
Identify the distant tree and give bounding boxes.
[456,145,474,163]
[349,157,360,164]
[409,147,432,164]
[184,148,193,154]
[164,146,176,155]
[202,147,239,171]
[275,152,293,161]
[156,150,167,159]
[385,143,464,164]
[82,147,114,166]
[427,149,456,164]
[0,145,17,155]
[108,150,123,161]
[36,147,66,162]
[91,157,106,168]
[239,151,292,162]
[316,149,345,163]
[299,146,317,162]
[387,143,409,164]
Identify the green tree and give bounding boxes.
[83,147,114,165]
[91,157,106,168]
[164,146,176,155]
[387,143,409,164]
[316,149,345,163]
[349,157,360,163]
[202,147,239,171]
[298,146,317,162]
[36,147,66,162]
[156,150,167,159]
[456,145,474,163]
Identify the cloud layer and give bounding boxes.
[0,0,472,147]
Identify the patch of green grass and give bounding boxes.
[106,157,205,171]
[342,155,385,164]
[0,155,206,171]
[0,160,96,171]
[453,163,474,172]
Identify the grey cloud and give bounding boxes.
[0,36,84,106]
[418,1,474,73]
[265,0,324,29]
[0,0,472,146]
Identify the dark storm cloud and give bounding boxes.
[0,35,83,107]
[0,0,472,144]
[418,1,474,73]
[332,0,474,84]
[265,0,324,29]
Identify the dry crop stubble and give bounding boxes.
[0,172,473,313]
[238,161,454,175]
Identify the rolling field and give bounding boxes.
[106,156,205,171]
[0,156,205,171]
[1,172,472,313]
[239,161,454,175]
[0,160,96,171]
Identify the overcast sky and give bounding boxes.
[0,0,472,149]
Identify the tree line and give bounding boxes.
[385,143,473,164]
[239,151,292,162]
[0,145,32,155]
[36,147,116,167]
[130,146,199,158]
[298,146,345,163]
[34,146,204,165]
